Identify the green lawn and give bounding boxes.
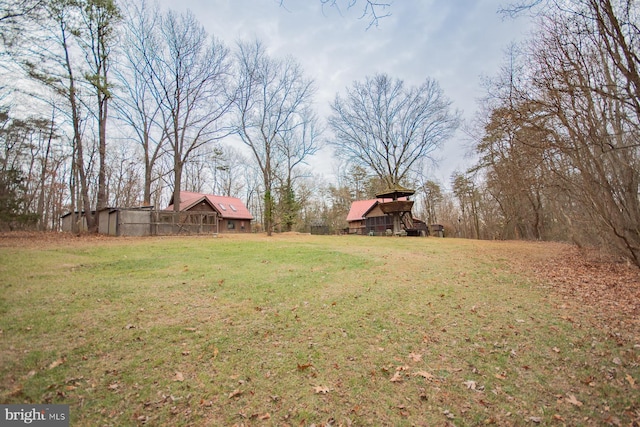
[0,234,638,426]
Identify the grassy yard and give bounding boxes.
[0,233,638,426]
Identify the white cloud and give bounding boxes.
[157,0,532,185]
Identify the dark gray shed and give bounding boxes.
[98,207,154,236]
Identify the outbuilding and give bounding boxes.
[66,191,253,236]
[164,191,253,234]
[346,198,428,236]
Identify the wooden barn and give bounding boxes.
[164,191,253,234]
[85,191,253,236]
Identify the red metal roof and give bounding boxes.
[346,198,408,222]
[346,199,379,222]
[166,191,253,220]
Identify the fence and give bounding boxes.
[151,211,219,235]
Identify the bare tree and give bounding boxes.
[0,0,44,22]
[114,0,165,206]
[329,73,460,189]
[473,0,640,264]
[80,0,120,221]
[452,172,480,239]
[7,0,121,232]
[474,96,555,240]
[274,107,321,231]
[21,0,95,232]
[0,105,70,231]
[279,0,391,28]
[206,144,249,197]
[0,0,46,45]
[419,179,442,226]
[150,9,233,212]
[233,40,317,235]
[530,2,640,263]
[106,140,142,207]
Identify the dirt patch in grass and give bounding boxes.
[0,231,115,248]
[521,244,640,342]
[504,244,640,344]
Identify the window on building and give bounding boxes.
[229,204,237,212]
[219,203,227,211]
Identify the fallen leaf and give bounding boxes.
[174,372,184,382]
[108,383,119,390]
[565,394,583,407]
[48,358,64,370]
[529,416,542,423]
[603,415,622,426]
[612,357,622,365]
[297,363,313,371]
[494,373,507,380]
[625,374,636,387]
[313,385,330,394]
[259,413,270,420]
[413,371,435,380]
[552,347,560,353]
[390,371,403,382]
[228,389,243,398]
[463,380,477,390]
[408,352,423,362]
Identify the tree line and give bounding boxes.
[1,0,324,236]
[0,0,459,237]
[459,0,640,265]
[2,0,639,267]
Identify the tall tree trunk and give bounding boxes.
[96,94,107,214]
[143,129,152,205]
[36,113,55,230]
[263,160,272,235]
[61,20,94,232]
[172,153,182,213]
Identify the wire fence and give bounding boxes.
[150,211,219,235]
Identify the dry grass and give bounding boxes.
[0,233,638,426]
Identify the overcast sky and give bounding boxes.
[156,0,532,188]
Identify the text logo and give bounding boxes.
[1,405,69,426]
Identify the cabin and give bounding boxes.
[164,191,253,234]
[346,198,428,236]
[68,191,253,236]
[346,199,390,234]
